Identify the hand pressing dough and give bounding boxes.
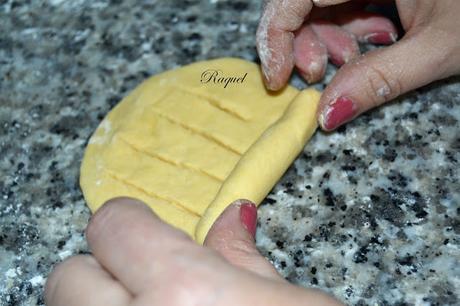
[80,58,320,244]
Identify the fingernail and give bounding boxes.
[300,71,314,84]
[320,96,357,131]
[364,32,397,45]
[330,56,345,67]
[239,202,257,238]
[261,65,274,88]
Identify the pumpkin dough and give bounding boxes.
[80,58,320,244]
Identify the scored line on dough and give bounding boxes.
[151,110,243,155]
[104,169,202,218]
[118,136,224,183]
[177,87,250,121]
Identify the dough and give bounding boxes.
[80,58,320,244]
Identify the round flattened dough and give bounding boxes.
[80,57,320,242]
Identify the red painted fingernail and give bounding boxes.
[321,96,357,131]
[330,56,345,67]
[240,202,257,238]
[364,32,397,45]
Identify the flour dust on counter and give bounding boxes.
[0,0,459,305]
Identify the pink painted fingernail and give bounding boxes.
[240,202,257,238]
[330,56,345,67]
[320,96,357,131]
[364,32,397,45]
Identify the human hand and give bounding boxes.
[45,198,342,306]
[257,0,460,130]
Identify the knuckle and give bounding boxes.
[425,26,460,77]
[167,244,207,268]
[364,64,402,107]
[208,229,258,258]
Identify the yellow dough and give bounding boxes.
[80,58,320,244]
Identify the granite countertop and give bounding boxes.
[0,0,459,305]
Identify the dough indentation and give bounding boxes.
[104,169,203,218]
[118,137,224,182]
[177,87,250,121]
[151,109,244,155]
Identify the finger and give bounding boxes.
[204,199,282,281]
[311,20,360,66]
[45,255,131,306]
[294,24,328,83]
[318,28,456,131]
[256,0,313,90]
[86,197,195,295]
[334,11,397,44]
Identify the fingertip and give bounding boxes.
[262,67,286,91]
[204,199,280,280]
[363,31,398,45]
[259,48,295,91]
[86,197,151,242]
[294,25,328,83]
[318,96,358,131]
[311,20,360,67]
[256,9,296,91]
[335,11,398,45]
[205,199,256,245]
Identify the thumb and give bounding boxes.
[317,28,456,131]
[204,199,282,281]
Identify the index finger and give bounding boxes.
[256,0,353,90]
[257,0,313,90]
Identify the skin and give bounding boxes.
[46,198,343,306]
[256,0,460,130]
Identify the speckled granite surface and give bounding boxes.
[1,1,459,305]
